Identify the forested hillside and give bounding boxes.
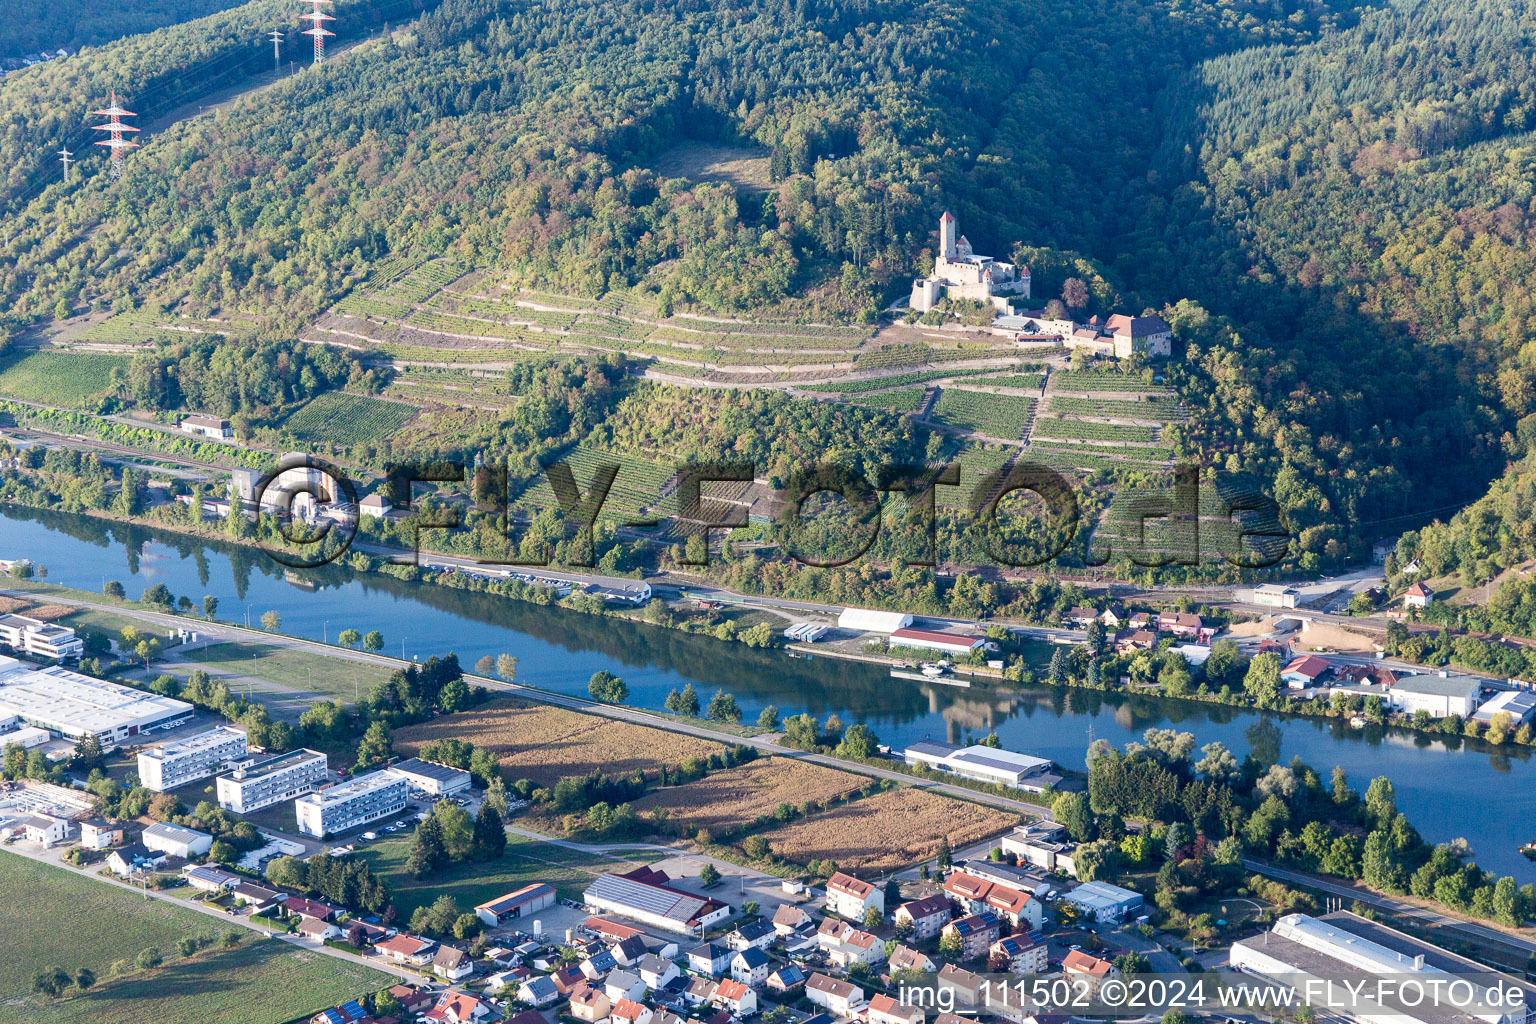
[0,0,248,57]
[4,0,1536,574]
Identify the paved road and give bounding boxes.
[1241,858,1536,956]
[0,841,426,985]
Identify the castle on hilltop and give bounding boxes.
[910,212,1030,313]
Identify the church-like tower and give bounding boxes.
[939,210,957,259]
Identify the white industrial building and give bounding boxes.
[1472,689,1536,726]
[1231,913,1534,1024]
[216,748,328,812]
[1388,674,1487,718]
[904,741,1060,790]
[837,608,913,634]
[137,726,250,792]
[0,724,52,749]
[0,615,84,659]
[295,771,409,838]
[385,757,472,797]
[583,866,731,934]
[1252,584,1299,609]
[142,821,213,859]
[1059,880,1143,922]
[0,657,193,748]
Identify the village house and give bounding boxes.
[1065,607,1099,629]
[937,965,985,1009]
[375,934,437,966]
[183,864,241,893]
[433,946,474,982]
[638,952,680,990]
[942,871,1043,930]
[1282,654,1332,690]
[867,994,926,1024]
[887,944,939,975]
[806,973,865,1017]
[1062,949,1118,993]
[712,979,759,1017]
[613,998,655,1024]
[688,942,731,977]
[78,818,122,850]
[581,949,619,979]
[612,935,649,966]
[1155,612,1202,637]
[726,919,774,951]
[284,896,340,922]
[570,983,612,1022]
[1099,605,1127,628]
[106,843,165,876]
[424,990,495,1024]
[519,976,561,1008]
[387,985,435,1016]
[295,916,342,941]
[894,894,952,940]
[766,964,806,996]
[825,871,884,921]
[685,977,719,1008]
[1403,582,1435,609]
[552,967,587,994]
[730,946,770,987]
[943,912,1003,961]
[1114,629,1158,653]
[605,969,645,1003]
[771,903,812,937]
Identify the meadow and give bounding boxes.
[0,350,128,408]
[628,759,866,833]
[0,856,390,1024]
[393,699,725,786]
[193,641,396,704]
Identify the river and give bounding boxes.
[1,506,1531,880]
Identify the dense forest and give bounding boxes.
[0,0,247,57]
[4,0,1536,573]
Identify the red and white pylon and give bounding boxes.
[301,0,335,64]
[91,89,139,179]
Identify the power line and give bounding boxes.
[301,0,336,64]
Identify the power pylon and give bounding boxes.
[301,0,335,64]
[269,28,284,71]
[58,146,73,182]
[91,89,139,179]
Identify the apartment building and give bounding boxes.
[137,726,249,792]
[295,771,409,837]
[216,748,328,812]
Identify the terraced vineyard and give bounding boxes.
[1031,418,1156,443]
[800,367,995,393]
[511,444,677,519]
[1028,442,1171,471]
[1052,370,1165,393]
[279,392,419,446]
[1047,395,1182,419]
[976,373,1044,390]
[0,351,129,407]
[847,387,925,411]
[930,387,1035,438]
[80,309,244,345]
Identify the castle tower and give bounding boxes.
[939,211,957,260]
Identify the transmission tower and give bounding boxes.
[58,146,73,183]
[269,28,284,71]
[91,89,139,179]
[300,0,335,64]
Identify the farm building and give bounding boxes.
[476,883,557,927]
[583,866,730,933]
[837,608,913,633]
[888,627,984,655]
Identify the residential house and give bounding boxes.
[183,865,240,893]
[504,1011,549,1024]
[730,946,770,987]
[937,965,985,1009]
[485,971,519,993]
[570,983,612,1022]
[582,949,619,979]
[942,872,1042,930]
[613,998,655,1024]
[806,973,865,1016]
[684,978,719,1007]
[552,967,587,995]
[424,991,495,1024]
[296,917,342,941]
[726,920,774,951]
[818,919,883,967]
[1065,607,1098,629]
[894,894,952,940]
[942,912,1002,961]
[605,969,646,1003]
[651,1010,685,1024]
[1099,605,1127,628]
[825,871,883,921]
[1062,950,1117,993]
[1156,612,1202,637]
[1127,612,1153,630]
[386,985,435,1016]
[765,965,805,996]
[1403,582,1434,609]
[78,818,122,851]
[1114,629,1158,653]
[612,934,649,966]
[1281,655,1332,690]
[989,932,1048,974]
[311,1000,371,1024]
[711,979,758,1017]
[638,953,680,991]
[375,934,437,966]
[1338,664,1399,688]
[867,995,925,1024]
[519,976,561,1008]
[434,946,474,982]
[284,897,340,922]
[771,903,811,937]
[106,843,165,876]
[231,881,283,910]
[886,945,938,975]
[688,942,731,977]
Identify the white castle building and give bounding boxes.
[910,212,1030,313]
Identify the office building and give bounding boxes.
[295,771,409,837]
[0,615,83,659]
[137,726,249,792]
[216,748,328,812]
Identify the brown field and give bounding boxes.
[629,758,867,832]
[393,698,725,785]
[754,787,1019,873]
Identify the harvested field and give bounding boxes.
[629,758,866,832]
[393,698,726,785]
[754,787,1018,873]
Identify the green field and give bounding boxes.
[193,641,396,703]
[355,831,645,918]
[0,351,128,408]
[0,856,390,1024]
[279,393,418,447]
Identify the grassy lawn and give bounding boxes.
[354,831,633,918]
[0,856,390,1023]
[192,641,395,702]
